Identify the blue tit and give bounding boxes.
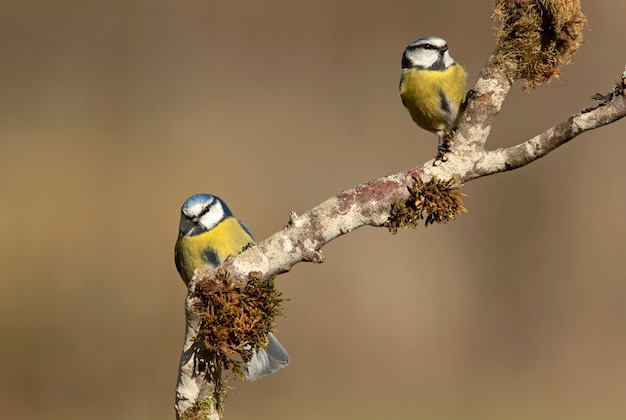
[175,193,290,381]
[399,36,467,156]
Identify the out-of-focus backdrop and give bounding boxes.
[2,1,625,419]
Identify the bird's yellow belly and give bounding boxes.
[175,218,253,284]
[400,65,466,137]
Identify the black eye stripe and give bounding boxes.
[408,43,446,52]
[198,203,212,218]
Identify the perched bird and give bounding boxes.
[399,36,467,159]
[175,193,290,381]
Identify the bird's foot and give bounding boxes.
[433,134,453,166]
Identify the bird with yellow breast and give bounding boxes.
[399,36,467,160]
[174,193,290,381]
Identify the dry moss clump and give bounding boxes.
[194,270,285,378]
[493,0,586,89]
[388,176,467,233]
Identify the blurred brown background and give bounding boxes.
[2,1,626,419]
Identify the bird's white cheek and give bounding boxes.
[199,206,224,231]
[409,50,438,69]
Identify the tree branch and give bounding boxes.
[174,2,626,416]
[228,66,626,279]
[175,63,625,418]
[473,83,626,177]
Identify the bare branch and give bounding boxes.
[473,81,626,177]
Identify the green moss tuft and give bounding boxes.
[194,270,286,378]
[388,176,467,233]
[493,0,586,89]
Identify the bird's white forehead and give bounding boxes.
[410,36,447,49]
[184,201,208,217]
[182,195,215,217]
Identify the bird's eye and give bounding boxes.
[198,205,211,217]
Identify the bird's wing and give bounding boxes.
[244,332,290,381]
[174,244,188,283]
[238,220,255,242]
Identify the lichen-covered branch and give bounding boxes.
[176,67,625,418]
[176,290,222,420]
[224,70,626,281]
[175,1,625,418]
[473,90,626,177]
[233,89,626,277]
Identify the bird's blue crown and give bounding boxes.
[181,194,233,217]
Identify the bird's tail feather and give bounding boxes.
[244,332,290,381]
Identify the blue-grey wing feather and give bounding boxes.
[238,220,255,242]
[244,332,290,381]
[174,247,183,277]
